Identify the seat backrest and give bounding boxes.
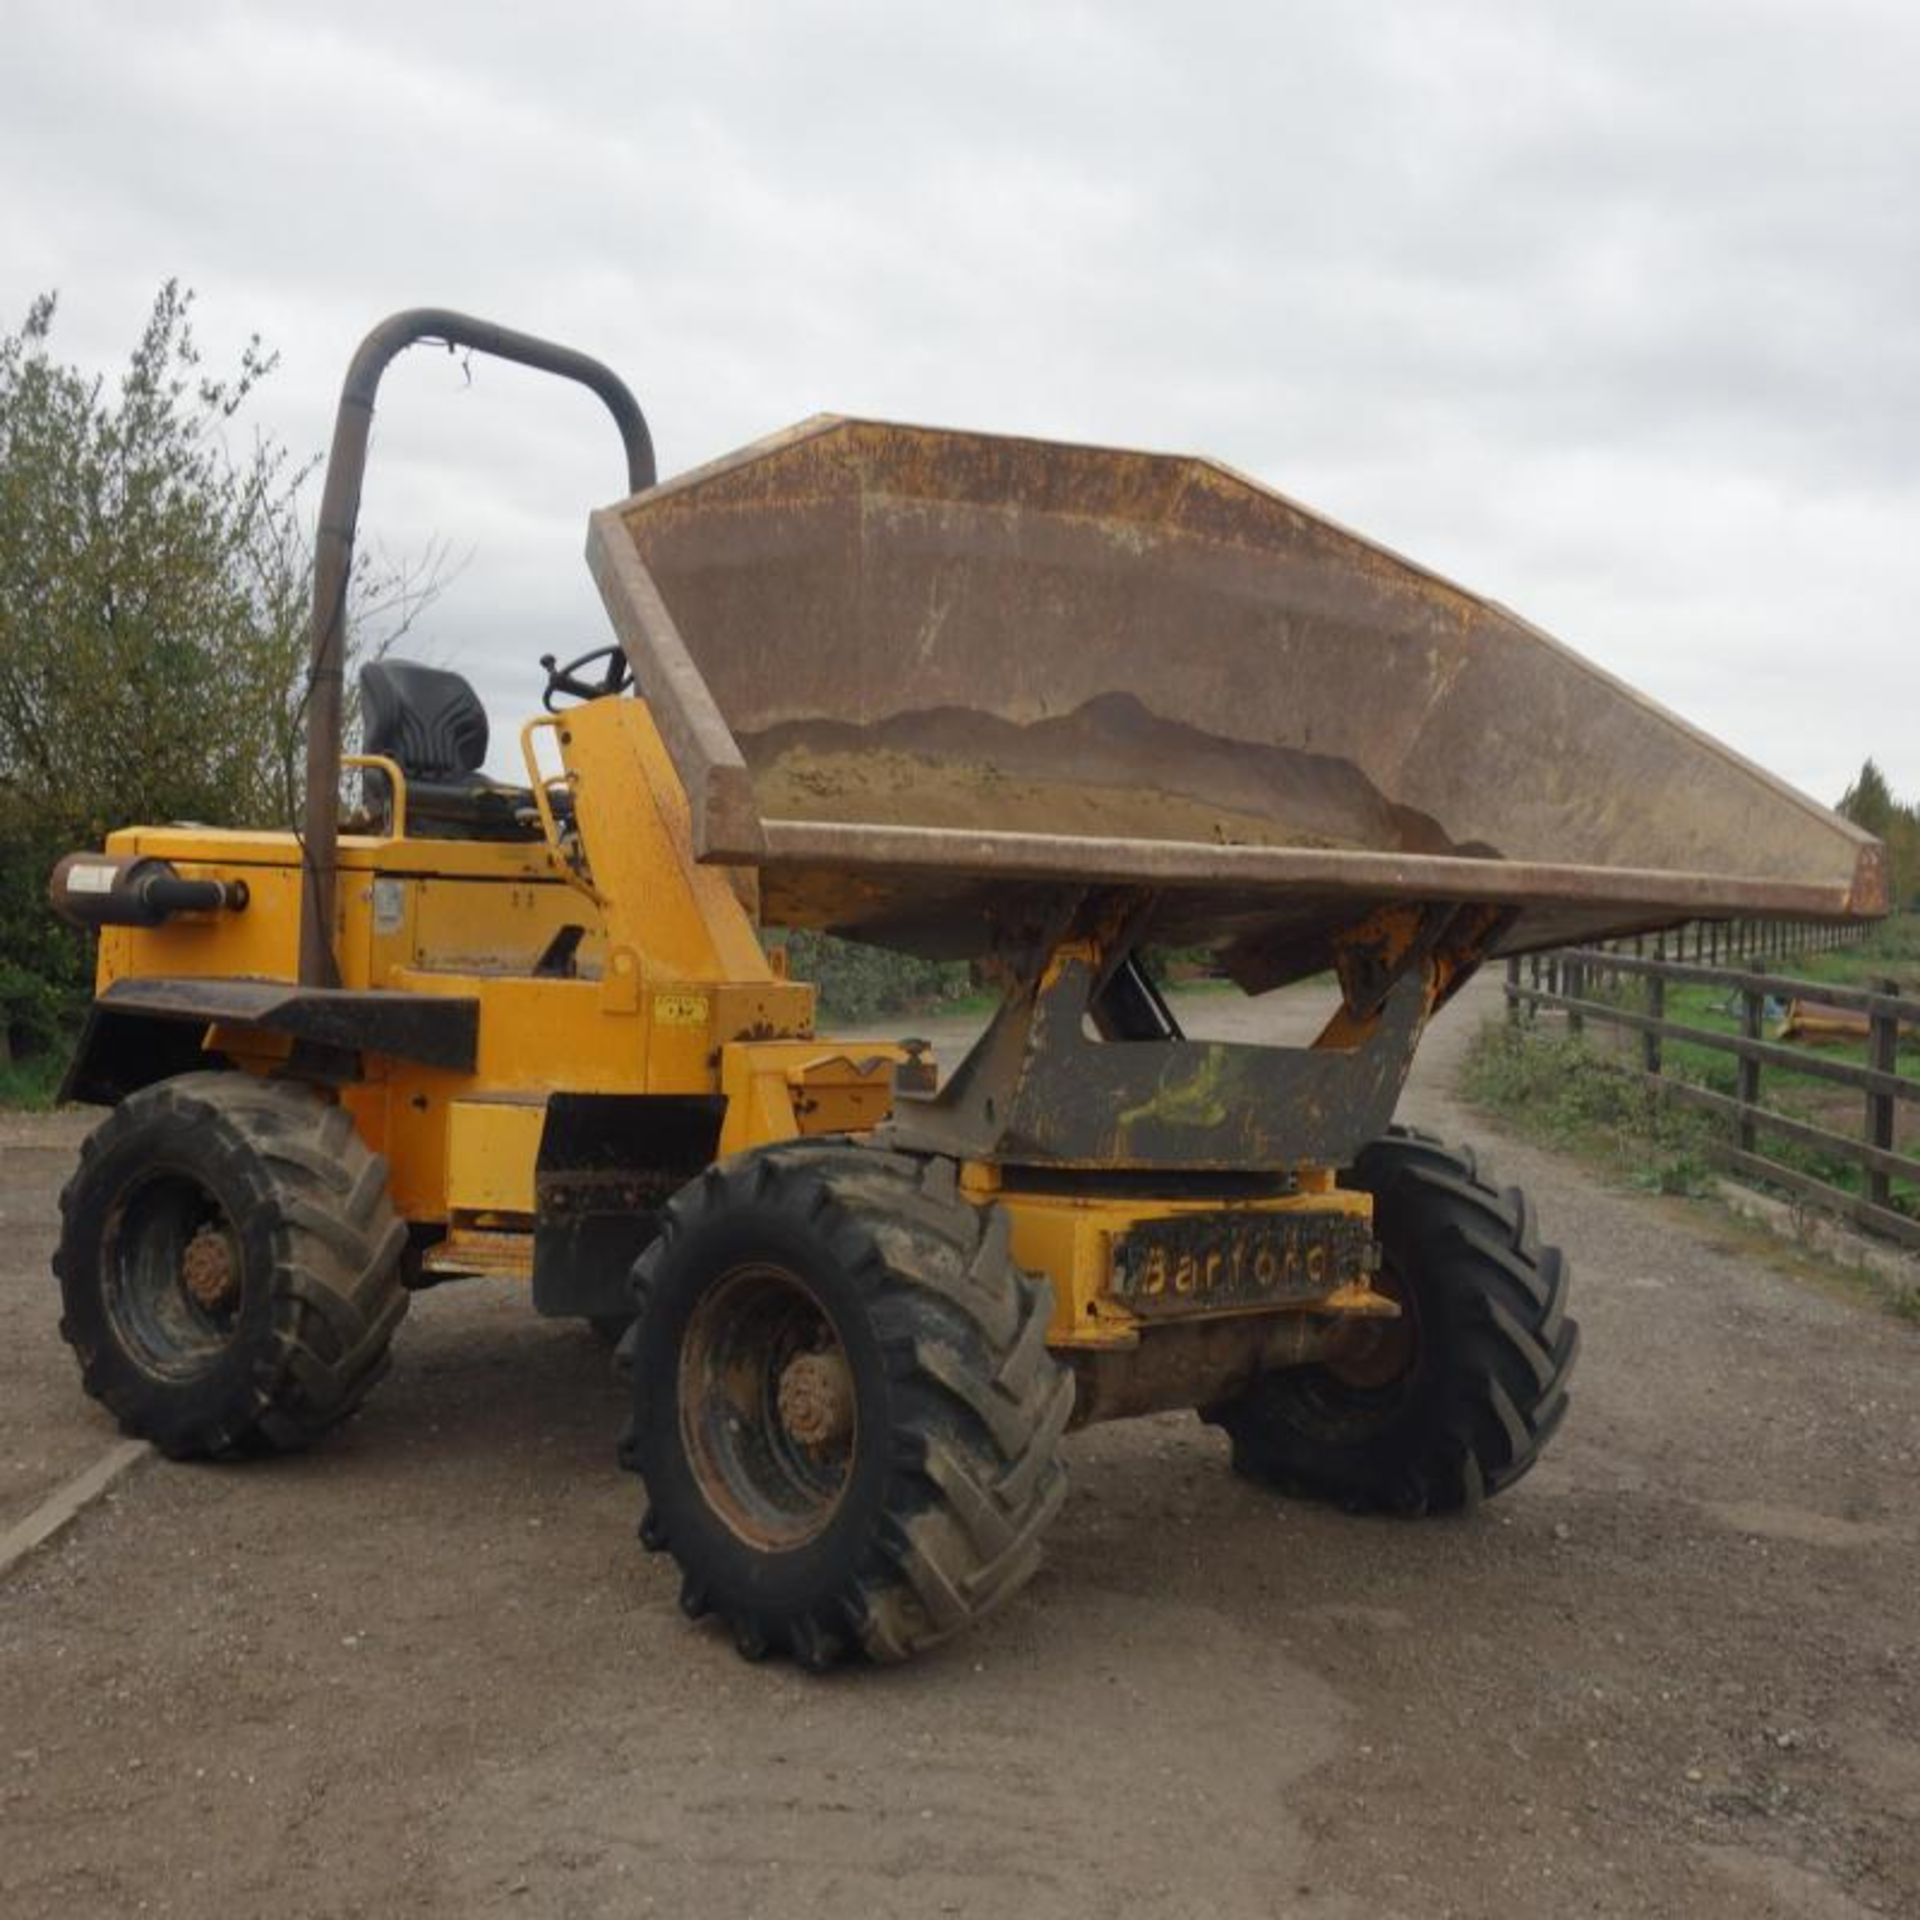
[360,661,489,778]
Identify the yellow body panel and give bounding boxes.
[968,1168,1385,1348]
[716,1041,906,1157]
[95,701,848,1230]
[446,1100,546,1216]
[85,692,1389,1352]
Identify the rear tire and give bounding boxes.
[1207,1127,1577,1514]
[623,1143,1073,1668]
[54,1073,409,1459]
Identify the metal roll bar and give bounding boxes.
[298,309,654,987]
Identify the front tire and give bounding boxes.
[1207,1128,1578,1514]
[623,1144,1073,1668]
[55,1073,409,1459]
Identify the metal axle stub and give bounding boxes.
[180,1224,239,1312]
[777,1350,854,1448]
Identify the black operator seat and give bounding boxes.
[358,660,545,840]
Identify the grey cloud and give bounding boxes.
[2,0,1914,804]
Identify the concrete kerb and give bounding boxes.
[1715,1178,1920,1305]
[0,1439,153,1579]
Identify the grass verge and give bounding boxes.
[1463,1017,1920,1323]
[1461,1022,1721,1196]
[1553,917,1920,1218]
[0,1052,64,1110]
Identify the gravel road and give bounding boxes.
[2,980,1917,1919]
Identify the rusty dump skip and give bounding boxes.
[586,418,1882,964]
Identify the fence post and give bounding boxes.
[1643,940,1664,1076]
[1737,986,1762,1156]
[1867,977,1898,1212]
[1506,954,1520,1027]
[1566,952,1584,1040]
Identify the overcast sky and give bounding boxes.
[4,0,1916,806]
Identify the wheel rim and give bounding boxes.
[100,1171,244,1380]
[678,1263,857,1551]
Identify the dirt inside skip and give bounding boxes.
[740,692,1468,855]
[752,745,1356,850]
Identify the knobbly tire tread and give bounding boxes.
[1206,1125,1577,1516]
[54,1072,408,1459]
[623,1142,1073,1669]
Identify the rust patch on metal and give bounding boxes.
[601,413,1881,961]
[1066,1314,1342,1429]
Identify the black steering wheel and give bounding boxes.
[541,645,632,711]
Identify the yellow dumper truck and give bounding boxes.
[48,312,1883,1667]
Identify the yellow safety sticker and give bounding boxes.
[654,992,711,1028]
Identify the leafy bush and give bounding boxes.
[0,1051,64,1109]
[773,930,979,1025]
[1463,1023,1719,1195]
[0,284,439,1096]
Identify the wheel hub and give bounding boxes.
[179,1224,238,1312]
[679,1263,857,1551]
[777,1350,854,1448]
[1321,1260,1417,1390]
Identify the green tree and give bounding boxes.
[0,284,438,1067]
[1839,759,1897,836]
[1838,757,1920,909]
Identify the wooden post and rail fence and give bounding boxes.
[1502,918,1920,1250]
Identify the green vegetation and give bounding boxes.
[1483,914,1920,1252]
[0,285,437,1087]
[1561,915,1920,1219]
[1762,906,1920,992]
[0,1051,64,1110]
[773,930,985,1026]
[1461,1022,1721,1197]
[770,936,1227,1026]
[1466,1015,1920,1324]
[1838,759,1920,911]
